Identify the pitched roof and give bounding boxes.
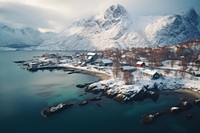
[121,66,136,71]
[142,69,158,76]
[100,59,112,64]
[87,52,96,56]
[136,61,145,65]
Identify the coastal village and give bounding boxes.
[15,39,200,123]
[2,1,200,132]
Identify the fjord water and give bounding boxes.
[0,51,200,133]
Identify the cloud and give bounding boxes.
[0,0,200,32]
[0,0,124,32]
[0,2,69,32]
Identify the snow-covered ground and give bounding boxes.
[59,61,200,102]
[84,65,200,102]
[18,53,200,102]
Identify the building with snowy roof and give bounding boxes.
[99,59,113,66]
[142,69,160,80]
[86,52,98,63]
[136,61,145,67]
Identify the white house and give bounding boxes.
[142,69,160,80]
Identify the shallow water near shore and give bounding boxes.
[0,51,200,133]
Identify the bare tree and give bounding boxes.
[112,49,122,78]
[123,71,133,84]
[179,56,186,78]
[174,70,178,79]
[170,53,175,68]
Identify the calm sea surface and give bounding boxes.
[0,51,200,133]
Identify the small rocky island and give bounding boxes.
[140,100,197,124]
[41,102,74,117]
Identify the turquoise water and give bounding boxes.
[0,51,200,133]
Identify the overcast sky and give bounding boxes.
[0,0,200,33]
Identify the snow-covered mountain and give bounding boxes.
[37,5,200,51]
[0,23,56,49]
[145,8,200,46]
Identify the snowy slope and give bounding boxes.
[0,23,56,49]
[145,8,200,47]
[37,5,200,51]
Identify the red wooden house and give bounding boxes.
[136,61,145,67]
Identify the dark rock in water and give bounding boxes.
[76,82,93,88]
[76,84,86,88]
[14,60,26,63]
[113,94,126,103]
[79,93,87,97]
[85,84,109,94]
[85,86,101,94]
[85,85,97,92]
[91,89,101,94]
[194,99,200,106]
[167,101,193,115]
[79,100,89,106]
[141,112,162,124]
[186,114,193,120]
[96,103,102,107]
[141,101,193,124]
[89,96,101,101]
[68,72,73,74]
[41,102,73,117]
[148,91,159,102]
[168,106,181,115]
[132,89,147,101]
[132,89,159,102]
[73,70,81,73]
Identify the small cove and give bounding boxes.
[0,51,200,133]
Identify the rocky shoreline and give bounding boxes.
[140,98,200,124]
[74,68,200,104]
[15,59,200,105]
[14,55,200,125]
[78,81,160,103]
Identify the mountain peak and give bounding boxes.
[186,7,197,15]
[37,7,200,51]
[104,4,128,20]
[183,7,199,25]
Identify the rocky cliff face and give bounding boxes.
[37,5,200,51]
[145,8,200,47]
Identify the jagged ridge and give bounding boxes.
[37,5,200,51]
